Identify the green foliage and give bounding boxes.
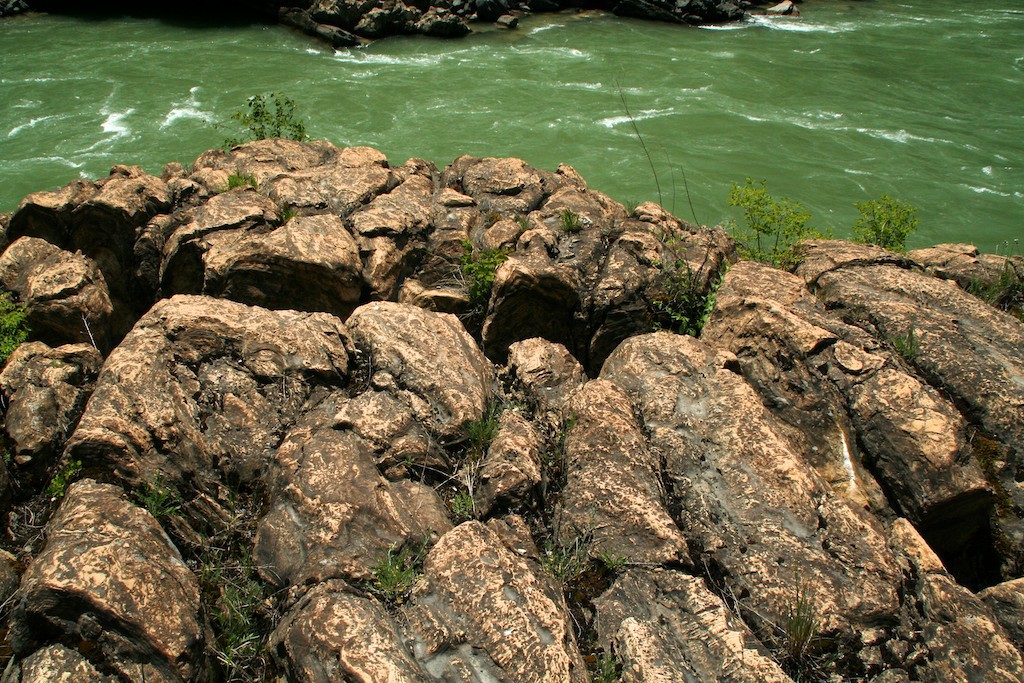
[370,543,424,606]
[890,326,918,360]
[968,244,1023,317]
[449,490,476,522]
[559,208,584,233]
[541,535,591,585]
[595,549,628,575]
[279,205,298,225]
[652,242,726,337]
[224,172,257,191]
[776,581,832,681]
[621,198,640,216]
[132,477,181,520]
[224,93,308,148]
[465,402,503,459]
[200,548,268,681]
[47,458,82,499]
[0,292,29,367]
[728,179,824,268]
[852,194,919,252]
[592,653,621,683]
[460,240,511,306]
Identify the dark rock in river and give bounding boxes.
[1,140,1023,682]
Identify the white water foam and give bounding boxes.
[527,23,563,35]
[983,166,994,176]
[102,109,134,137]
[555,81,604,91]
[331,50,443,66]
[748,15,855,33]
[964,184,1012,197]
[161,86,210,129]
[597,108,674,128]
[851,127,952,145]
[7,115,58,138]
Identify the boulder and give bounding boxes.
[1,645,115,683]
[556,380,690,566]
[415,7,470,36]
[271,580,432,683]
[0,237,114,350]
[796,240,1024,576]
[506,338,587,414]
[8,480,208,683]
[0,342,102,467]
[602,333,902,637]
[403,521,589,682]
[7,180,98,247]
[65,295,350,493]
[979,577,1024,654]
[704,261,992,577]
[254,395,451,587]
[595,568,792,683]
[766,0,798,16]
[475,410,544,515]
[496,13,518,28]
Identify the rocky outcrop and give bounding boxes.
[2,144,1023,683]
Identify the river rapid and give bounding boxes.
[1,0,1022,251]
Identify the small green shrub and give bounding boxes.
[890,326,918,360]
[652,243,726,337]
[621,199,640,217]
[460,240,511,306]
[728,179,824,269]
[0,292,29,367]
[465,402,503,459]
[370,543,424,606]
[224,172,257,191]
[592,653,621,683]
[852,194,919,252]
[201,549,268,681]
[449,490,476,522]
[133,477,181,520]
[559,208,584,233]
[224,93,308,148]
[968,249,1023,317]
[595,549,628,574]
[279,205,299,225]
[47,458,82,499]
[541,535,590,585]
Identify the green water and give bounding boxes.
[1,1,1022,251]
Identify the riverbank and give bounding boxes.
[0,0,767,45]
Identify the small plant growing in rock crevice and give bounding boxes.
[460,240,511,307]
[890,326,918,361]
[46,458,82,499]
[132,476,182,520]
[559,208,584,233]
[0,291,29,368]
[651,239,726,338]
[370,542,426,607]
[224,172,257,192]
[591,652,622,683]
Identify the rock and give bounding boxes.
[0,342,102,467]
[0,548,19,607]
[444,155,567,215]
[887,519,1024,682]
[506,338,587,414]
[177,211,363,319]
[482,255,581,363]
[602,332,902,636]
[595,568,792,682]
[415,7,470,36]
[556,380,690,566]
[704,261,993,576]
[496,13,518,27]
[65,295,350,493]
[910,242,1023,315]
[468,0,509,21]
[346,301,494,442]
[979,577,1024,653]
[7,180,98,247]
[271,580,431,682]
[8,479,208,683]
[2,645,115,683]
[0,237,114,350]
[475,410,543,516]
[613,0,745,24]
[796,239,1024,576]
[404,521,589,682]
[766,0,798,16]
[254,396,451,587]
[279,7,363,47]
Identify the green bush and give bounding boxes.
[728,179,824,269]
[224,93,308,148]
[0,291,29,367]
[47,458,82,499]
[559,208,583,233]
[852,194,919,252]
[224,172,257,191]
[652,241,726,338]
[460,240,511,306]
[370,543,425,606]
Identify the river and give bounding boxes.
[1,1,1021,251]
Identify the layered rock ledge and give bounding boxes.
[0,139,1022,682]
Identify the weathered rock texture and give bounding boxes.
[1,143,1023,683]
